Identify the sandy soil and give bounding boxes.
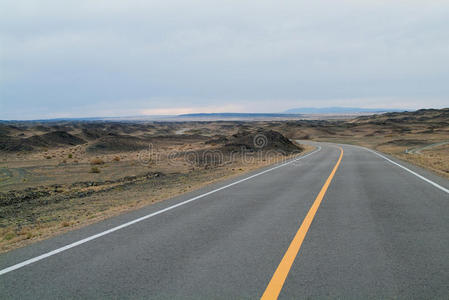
[0,124,308,253]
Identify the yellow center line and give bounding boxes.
[261,147,344,300]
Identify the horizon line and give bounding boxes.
[0,107,425,122]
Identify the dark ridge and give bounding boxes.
[217,129,302,154]
[36,131,86,146]
[86,135,148,153]
[0,131,86,152]
[178,113,302,118]
[285,107,404,114]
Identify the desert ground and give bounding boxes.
[0,122,308,252]
[0,108,448,252]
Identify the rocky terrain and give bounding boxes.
[1,108,447,252]
[0,123,304,252]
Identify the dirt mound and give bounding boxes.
[205,135,229,145]
[81,128,108,140]
[38,131,86,146]
[0,136,34,152]
[0,131,86,152]
[0,125,11,136]
[221,129,302,154]
[87,134,148,153]
[35,125,51,132]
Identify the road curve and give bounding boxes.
[1,142,448,299]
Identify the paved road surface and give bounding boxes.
[1,142,448,299]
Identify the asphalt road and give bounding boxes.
[1,142,448,299]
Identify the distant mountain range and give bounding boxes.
[178,113,300,118]
[178,108,404,119]
[284,107,403,114]
[2,107,406,121]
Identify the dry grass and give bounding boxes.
[380,144,449,179]
[90,158,105,165]
[90,166,101,173]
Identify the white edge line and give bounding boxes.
[0,146,322,276]
[358,146,449,195]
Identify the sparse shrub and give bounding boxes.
[90,158,105,165]
[90,166,101,173]
[18,229,33,240]
[68,154,73,159]
[61,221,70,227]
[4,232,16,241]
[112,156,120,162]
[46,156,52,159]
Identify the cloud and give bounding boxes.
[1,0,448,119]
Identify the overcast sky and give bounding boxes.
[1,0,448,119]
